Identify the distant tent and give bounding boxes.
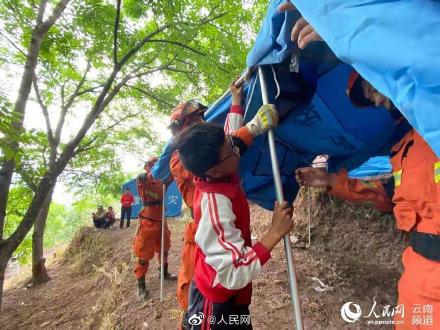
[121,180,182,218]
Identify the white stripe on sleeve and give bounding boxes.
[224,112,244,134]
[195,192,263,290]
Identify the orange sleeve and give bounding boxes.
[170,151,192,180]
[328,169,393,213]
[170,151,195,209]
[232,126,253,147]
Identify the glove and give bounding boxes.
[245,104,279,137]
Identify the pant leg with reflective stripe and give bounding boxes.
[133,220,161,279]
[177,221,197,310]
[154,221,171,260]
[394,247,440,329]
[434,162,440,184]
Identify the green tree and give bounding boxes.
[0,0,267,306]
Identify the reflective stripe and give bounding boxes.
[393,169,402,187]
[360,181,377,189]
[435,162,440,183]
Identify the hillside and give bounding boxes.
[0,190,406,329]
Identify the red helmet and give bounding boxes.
[144,156,158,169]
[168,100,207,133]
[347,70,374,108]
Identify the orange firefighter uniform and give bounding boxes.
[170,104,254,311]
[170,151,197,310]
[329,129,440,329]
[133,168,171,280]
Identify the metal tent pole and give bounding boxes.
[258,66,304,330]
[160,184,166,302]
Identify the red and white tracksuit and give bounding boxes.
[173,105,253,311]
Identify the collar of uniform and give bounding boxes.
[194,174,240,198]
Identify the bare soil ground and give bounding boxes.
[0,190,406,329]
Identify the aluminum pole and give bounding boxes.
[258,66,304,330]
[160,184,166,302]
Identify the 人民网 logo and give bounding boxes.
[341,302,362,323]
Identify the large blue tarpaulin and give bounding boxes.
[291,0,440,157]
[121,180,182,218]
[152,0,437,210]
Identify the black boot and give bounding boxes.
[158,264,177,280]
[181,311,190,330]
[137,277,149,302]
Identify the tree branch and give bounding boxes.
[77,85,103,97]
[118,23,172,68]
[60,84,65,109]
[73,135,99,156]
[54,61,91,150]
[128,85,174,107]
[64,168,101,180]
[36,0,48,25]
[197,11,228,25]
[74,110,142,155]
[113,0,122,65]
[32,76,55,149]
[62,61,91,112]
[0,31,27,58]
[147,39,206,57]
[38,0,70,35]
[16,167,38,192]
[208,22,239,38]
[105,109,143,131]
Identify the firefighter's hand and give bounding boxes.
[277,2,322,49]
[292,17,322,49]
[277,1,296,12]
[246,104,279,137]
[295,167,336,188]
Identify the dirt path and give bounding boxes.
[0,193,406,329]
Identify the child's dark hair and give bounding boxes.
[174,122,225,177]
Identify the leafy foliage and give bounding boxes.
[0,0,269,266]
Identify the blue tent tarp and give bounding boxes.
[287,0,440,157]
[152,0,436,210]
[121,180,182,218]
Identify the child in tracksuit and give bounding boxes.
[175,106,294,329]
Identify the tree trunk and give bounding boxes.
[0,174,55,307]
[31,186,54,284]
[0,243,10,310]
[0,0,70,240]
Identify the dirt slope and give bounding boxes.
[0,190,406,329]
